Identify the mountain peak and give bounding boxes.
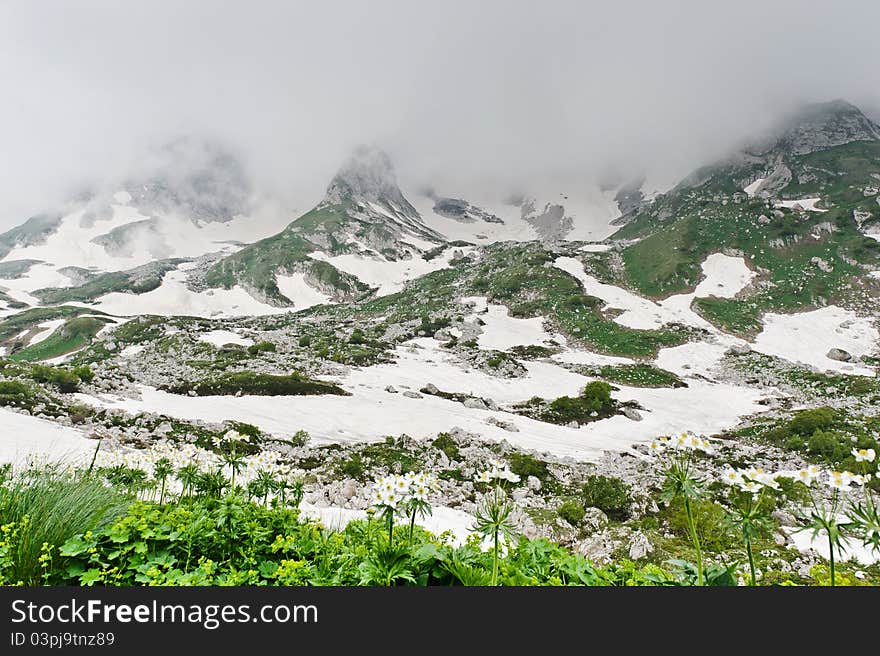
[126,137,253,223]
[325,145,414,211]
[755,99,880,156]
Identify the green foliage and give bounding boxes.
[431,433,460,461]
[0,466,129,585]
[533,381,616,426]
[247,341,277,356]
[557,500,586,526]
[507,452,555,488]
[164,371,349,397]
[3,470,682,587]
[581,475,632,520]
[666,498,733,553]
[30,364,83,393]
[596,364,685,388]
[0,379,34,407]
[11,317,110,362]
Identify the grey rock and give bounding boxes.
[385,385,397,393]
[628,532,653,560]
[826,348,852,362]
[622,407,643,421]
[527,475,542,492]
[402,390,423,399]
[422,383,439,395]
[582,507,609,533]
[463,397,488,410]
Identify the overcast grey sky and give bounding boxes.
[1,0,879,228]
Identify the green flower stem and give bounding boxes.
[408,507,416,545]
[492,529,499,586]
[746,536,756,586]
[684,496,703,586]
[828,531,835,587]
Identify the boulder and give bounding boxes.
[622,407,643,421]
[463,397,488,410]
[628,532,653,560]
[826,348,852,362]
[582,507,609,532]
[402,390,423,399]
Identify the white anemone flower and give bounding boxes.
[381,491,398,509]
[476,470,492,484]
[500,468,521,484]
[722,468,744,486]
[852,448,876,463]
[412,485,429,501]
[827,470,853,492]
[795,468,820,486]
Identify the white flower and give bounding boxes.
[721,468,744,486]
[795,467,820,486]
[475,470,492,484]
[393,475,411,494]
[737,478,761,494]
[381,491,398,509]
[489,459,504,469]
[411,485,429,501]
[827,470,853,492]
[852,448,876,463]
[499,467,521,484]
[223,429,243,442]
[753,471,781,491]
[647,439,666,454]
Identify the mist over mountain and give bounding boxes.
[2,1,880,230]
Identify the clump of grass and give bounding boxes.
[0,463,129,584]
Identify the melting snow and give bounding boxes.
[752,306,878,376]
[743,178,765,197]
[275,272,334,310]
[77,337,768,460]
[80,266,289,318]
[776,198,826,212]
[198,330,254,348]
[309,246,473,297]
[0,408,94,464]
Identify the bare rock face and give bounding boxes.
[628,532,654,560]
[772,100,880,155]
[826,348,852,362]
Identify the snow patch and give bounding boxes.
[276,272,333,310]
[743,178,765,197]
[0,408,94,464]
[776,198,826,212]
[198,330,254,348]
[310,246,473,296]
[752,306,878,376]
[82,266,289,318]
[77,338,769,460]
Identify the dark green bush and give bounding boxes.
[247,341,277,356]
[558,500,586,526]
[581,475,632,520]
[789,407,836,436]
[431,433,460,461]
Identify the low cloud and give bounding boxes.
[1,0,878,228]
